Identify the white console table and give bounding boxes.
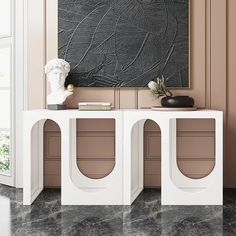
[23,109,223,206]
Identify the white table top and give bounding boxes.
[24,108,223,120]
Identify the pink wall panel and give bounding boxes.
[65,88,116,108]
[226,0,236,187]
[77,136,115,158]
[42,0,236,188]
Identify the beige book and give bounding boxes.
[78,102,112,110]
[78,102,111,106]
[78,105,112,111]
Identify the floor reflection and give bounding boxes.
[0,185,233,236]
[0,195,11,236]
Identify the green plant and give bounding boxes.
[0,131,10,173]
[148,75,173,98]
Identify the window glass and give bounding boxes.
[0,0,11,36]
[0,47,11,87]
[0,0,12,178]
[0,90,10,129]
[0,130,10,175]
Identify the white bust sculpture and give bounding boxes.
[45,59,73,105]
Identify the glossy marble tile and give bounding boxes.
[0,185,236,236]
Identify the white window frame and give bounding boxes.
[14,0,27,188]
[0,0,26,187]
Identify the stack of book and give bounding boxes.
[78,102,112,111]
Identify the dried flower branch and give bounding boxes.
[148,76,173,99]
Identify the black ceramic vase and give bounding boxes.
[161,96,194,108]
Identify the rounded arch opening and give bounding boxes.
[176,118,216,180]
[76,118,115,180]
[143,119,162,188]
[129,118,162,201]
[43,119,61,188]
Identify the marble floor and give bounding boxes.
[0,185,236,236]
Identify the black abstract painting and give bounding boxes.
[58,0,189,87]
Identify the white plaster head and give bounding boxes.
[45,59,70,92]
[45,59,73,105]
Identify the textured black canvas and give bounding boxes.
[58,0,189,87]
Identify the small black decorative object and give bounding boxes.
[148,76,195,108]
[47,104,67,110]
[161,96,194,108]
